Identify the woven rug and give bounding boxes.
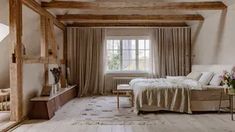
[51,96,180,125]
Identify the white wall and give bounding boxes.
[21,5,64,116]
[191,4,235,65]
[0,0,10,89]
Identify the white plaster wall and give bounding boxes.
[21,6,65,116]
[191,4,235,65]
[0,0,10,89]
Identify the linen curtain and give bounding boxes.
[151,28,191,78]
[67,28,106,96]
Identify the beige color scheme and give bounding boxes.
[186,71,202,80]
[0,0,65,118]
[198,72,214,85]
[152,28,191,77]
[67,27,105,96]
[191,3,235,65]
[136,87,192,113]
[0,0,10,89]
[13,96,235,132]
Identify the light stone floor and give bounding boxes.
[13,96,235,132]
[0,111,15,131]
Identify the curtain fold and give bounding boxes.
[67,27,106,96]
[151,28,191,78]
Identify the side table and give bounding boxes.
[218,88,235,120]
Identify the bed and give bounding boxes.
[130,65,234,114]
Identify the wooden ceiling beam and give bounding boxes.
[67,22,188,27]
[41,1,226,10]
[57,14,204,22]
[22,0,65,31]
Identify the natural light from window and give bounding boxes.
[0,23,9,42]
[106,37,150,72]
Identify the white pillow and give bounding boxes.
[209,73,222,86]
[198,72,214,85]
[166,76,186,80]
[186,72,202,80]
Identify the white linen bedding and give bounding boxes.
[130,78,202,113]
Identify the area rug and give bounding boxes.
[51,96,182,125]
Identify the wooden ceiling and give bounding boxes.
[40,0,228,27]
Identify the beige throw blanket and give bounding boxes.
[130,78,202,114]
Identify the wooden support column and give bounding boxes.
[63,29,68,77]
[40,16,49,86]
[9,0,23,121]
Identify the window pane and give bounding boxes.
[123,40,136,49]
[138,40,145,49]
[113,40,120,50]
[138,50,145,59]
[123,50,136,60]
[107,49,120,71]
[123,60,136,70]
[146,40,150,49]
[145,50,150,59]
[139,60,147,71]
[107,40,113,49]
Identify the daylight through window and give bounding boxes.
[106,37,150,72]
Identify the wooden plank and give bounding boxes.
[42,1,227,10]
[57,14,204,22]
[67,22,188,27]
[9,0,23,122]
[47,18,58,59]
[22,0,65,31]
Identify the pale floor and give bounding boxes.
[0,111,14,131]
[13,96,235,132]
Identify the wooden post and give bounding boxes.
[9,0,23,121]
[40,16,49,86]
[63,29,68,78]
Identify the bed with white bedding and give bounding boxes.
[129,65,234,113]
[130,78,202,113]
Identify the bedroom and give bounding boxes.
[0,0,235,131]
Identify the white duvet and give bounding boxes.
[130,78,202,91]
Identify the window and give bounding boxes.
[106,37,150,72]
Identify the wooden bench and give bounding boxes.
[115,84,134,109]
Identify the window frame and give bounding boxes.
[106,36,150,73]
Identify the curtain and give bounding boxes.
[151,28,191,78]
[67,27,106,96]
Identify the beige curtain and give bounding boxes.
[67,27,106,96]
[151,28,191,78]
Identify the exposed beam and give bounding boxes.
[57,14,204,22]
[42,1,227,10]
[22,0,65,31]
[67,22,188,27]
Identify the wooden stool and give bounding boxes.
[116,84,134,109]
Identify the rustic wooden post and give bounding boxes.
[9,0,23,121]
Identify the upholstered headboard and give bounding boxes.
[192,65,235,74]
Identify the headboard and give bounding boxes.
[192,65,235,74]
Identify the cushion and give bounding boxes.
[198,72,214,85]
[166,76,186,80]
[209,73,222,86]
[186,72,202,80]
